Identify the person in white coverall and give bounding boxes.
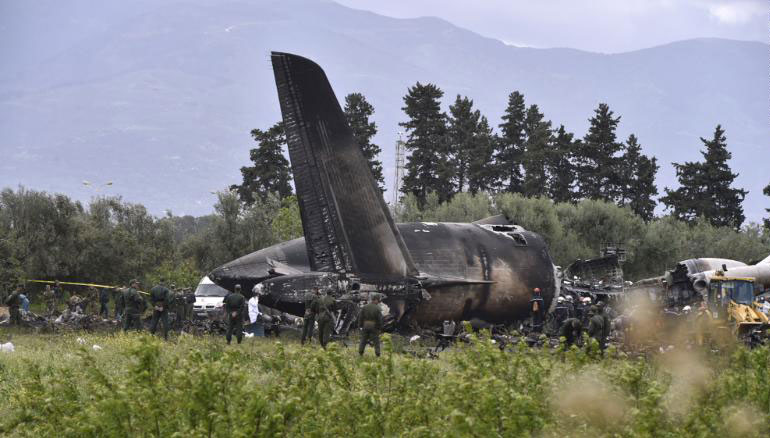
[248,286,265,336]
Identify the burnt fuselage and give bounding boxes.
[209,222,555,325]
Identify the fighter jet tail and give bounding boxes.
[270,52,418,279]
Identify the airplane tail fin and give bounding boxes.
[270,52,418,278]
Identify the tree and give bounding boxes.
[618,134,659,221]
[661,125,747,228]
[344,93,384,191]
[399,82,452,205]
[447,95,494,194]
[232,122,292,205]
[521,104,552,197]
[765,182,770,230]
[495,91,527,192]
[575,103,623,201]
[546,125,577,203]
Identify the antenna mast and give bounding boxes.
[392,132,405,205]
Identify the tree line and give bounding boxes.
[233,85,757,230]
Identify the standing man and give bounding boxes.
[530,288,545,333]
[301,287,320,345]
[43,285,57,317]
[149,280,172,340]
[53,280,63,310]
[98,288,110,318]
[358,295,384,357]
[597,301,612,346]
[115,286,126,322]
[123,280,146,332]
[184,288,196,322]
[587,306,605,350]
[247,289,264,337]
[224,284,246,345]
[4,285,23,326]
[553,296,570,332]
[314,288,336,349]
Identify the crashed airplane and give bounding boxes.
[209,52,556,331]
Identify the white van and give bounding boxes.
[193,276,229,318]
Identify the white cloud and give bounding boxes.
[708,1,765,24]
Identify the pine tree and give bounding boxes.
[575,103,623,201]
[467,117,496,194]
[521,104,552,197]
[619,134,659,221]
[232,122,292,205]
[448,95,483,192]
[495,91,527,192]
[399,82,452,205]
[344,93,384,191]
[546,125,577,203]
[661,125,747,228]
[764,182,770,230]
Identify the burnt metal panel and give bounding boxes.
[270,52,417,278]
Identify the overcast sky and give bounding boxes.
[336,0,767,53]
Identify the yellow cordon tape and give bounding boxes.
[25,280,150,295]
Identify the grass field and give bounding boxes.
[0,329,768,437]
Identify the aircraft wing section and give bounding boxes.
[271,52,418,278]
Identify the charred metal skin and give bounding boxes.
[209,52,556,330]
[209,221,555,325]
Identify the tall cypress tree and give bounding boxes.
[521,105,552,197]
[575,103,623,201]
[619,134,659,221]
[496,91,527,192]
[661,125,747,228]
[399,82,451,205]
[467,116,496,194]
[546,125,577,203]
[231,122,292,205]
[344,93,384,191]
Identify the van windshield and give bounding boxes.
[195,283,229,297]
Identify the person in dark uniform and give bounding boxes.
[565,295,575,318]
[553,296,570,332]
[301,287,320,345]
[597,301,612,346]
[224,284,246,345]
[98,288,110,318]
[587,306,605,350]
[149,281,172,340]
[123,280,146,332]
[53,280,64,309]
[559,317,583,347]
[314,289,336,349]
[358,295,384,357]
[530,287,545,333]
[5,285,23,326]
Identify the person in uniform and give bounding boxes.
[587,305,605,350]
[559,317,583,347]
[115,286,126,321]
[529,287,545,333]
[43,284,57,317]
[553,296,570,332]
[301,287,320,345]
[597,301,612,346]
[314,288,336,348]
[149,281,172,340]
[224,284,246,344]
[565,295,575,318]
[4,285,23,326]
[184,288,196,322]
[53,280,63,309]
[358,294,384,357]
[123,280,146,332]
[98,287,110,318]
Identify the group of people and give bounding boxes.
[529,288,613,349]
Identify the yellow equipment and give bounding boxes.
[706,275,768,341]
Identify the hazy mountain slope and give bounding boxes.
[1,0,766,220]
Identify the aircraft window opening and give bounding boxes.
[509,233,527,246]
[492,225,516,232]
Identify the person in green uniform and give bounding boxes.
[559,317,583,348]
[597,301,612,345]
[314,288,336,349]
[43,284,57,317]
[5,285,23,326]
[301,287,320,345]
[358,294,384,357]
[123,280,146,332]
[115,286,126,321]
[587,306,605,350]
[224,284,246,345]
[149,281,172,340]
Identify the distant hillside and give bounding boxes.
[1,0,767,220]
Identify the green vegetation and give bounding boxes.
[0,332,767,437]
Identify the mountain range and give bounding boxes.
[1,0,767,221]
